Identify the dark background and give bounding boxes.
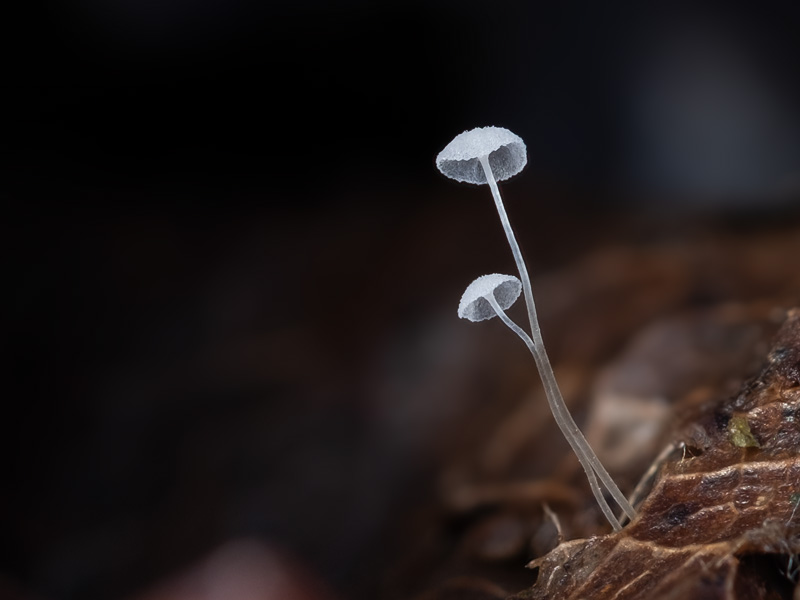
[4,1,800,599]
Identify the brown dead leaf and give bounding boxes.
[513,309,800,600]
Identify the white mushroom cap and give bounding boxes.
[436,126,527,184]
[458,273,522,322]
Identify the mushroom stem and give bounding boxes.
[479,155,534,333]
[479,156,636,524]
[486,295,625,530]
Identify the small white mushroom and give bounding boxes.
[441,126,636,529]
[436,126,527,185]
[458,273,522,322]
[458,274,627,530]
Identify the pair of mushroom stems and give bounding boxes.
[479,156,636,530]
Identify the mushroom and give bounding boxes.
[457,273,522,322]
[458,274,630,530]
[440,126,636,528]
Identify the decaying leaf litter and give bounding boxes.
[514,309,800,599]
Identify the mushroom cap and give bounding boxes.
[458,273,522,322]
[436,126,527,185]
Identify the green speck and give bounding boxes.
[728,415,760,448]
[791,493,800,506]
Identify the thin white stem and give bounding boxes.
[479,156,539,337]
[487,295,622,531]
[479,156,636,523]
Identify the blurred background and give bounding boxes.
[4,1,800,599]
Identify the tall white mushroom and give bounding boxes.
[440,127,636,528]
